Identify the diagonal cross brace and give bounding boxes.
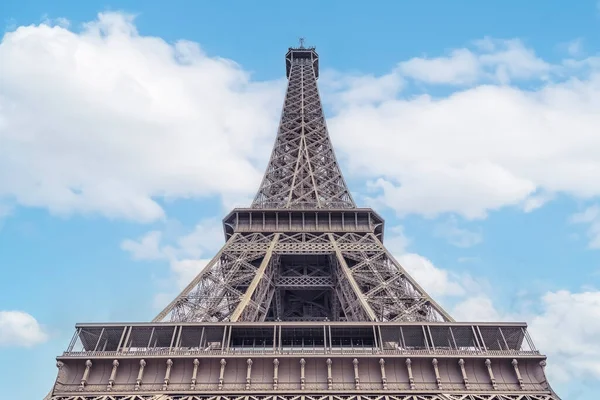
[230,233,281,321]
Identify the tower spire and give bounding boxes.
[252,45,355,209]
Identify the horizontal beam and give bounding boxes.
[222,208,385,241]
[74,321,529,328]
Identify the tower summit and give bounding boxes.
[47,45,560,400]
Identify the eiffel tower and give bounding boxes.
[48,42,561,400]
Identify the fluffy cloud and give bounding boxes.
[4,15,600,224]
[121,218,224,306]
[328,48,600,218]
[397,38,550,85]
[0,311,48,347]
[397,253,466,297]
[391,231,600,383]
[0,13,283,222]
[451,296,503,322]
[121,231,164,260]
[447,287,600,382]
[529,290,600,382]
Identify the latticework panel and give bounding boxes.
[154,233,278,323]
[252,52,354,209]
[330,232,452,322]
[154,230,452,323]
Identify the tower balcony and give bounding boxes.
[52,321,551,396]
[286,46,319,78]
[222,208,385,241]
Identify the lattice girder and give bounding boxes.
[155,228,452,323]
[252,50,354,209]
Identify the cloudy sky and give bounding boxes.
[1,1,600,399]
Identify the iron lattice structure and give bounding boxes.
[47,44,560,400]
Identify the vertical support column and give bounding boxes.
[162,359,173,390]
[458,359,470,389]
[199,327,205,349]
[379,358,388,389]
[512,359,525,389]
[353,359,360,389]
[218,359,227,390]
[78,360,92,391]
[190,359,200,390]
[485,359,497,390]
[107,360,119,391]
[278,323,282,353]
[326,359,333,390]
[405,358,415,390]
[300,358,306,390]
[323,326,328,353]
[246,359,253,389]
[134,359,146,391]
[220,326,228,355]
[273,359,280,390]
[432,359,442,389]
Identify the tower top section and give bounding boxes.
[252,41,353,210]
[286,40,319,79]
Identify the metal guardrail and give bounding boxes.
[62,347,541,358]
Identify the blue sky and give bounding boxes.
[1,1,600,399]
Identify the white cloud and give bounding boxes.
[383,225,410,254]
[398,38,550,85]
[121,231,165,260]
[321,71,403,108]
[570,205,600,248]
[451,296,503,322]
[396,253,465,297]
[122,217,224,307]
[329,62,600,219]
[434,216,482,248]
[175,218,224,259]
[40,14,70,28]
[5,16,600,225]
[448,287,600,383]
[170,258,211,289]
[398,48,481,85]
[0,311,48,347]
[0,13,283,222]
[521,191,554,212]
[529,290,600,382]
